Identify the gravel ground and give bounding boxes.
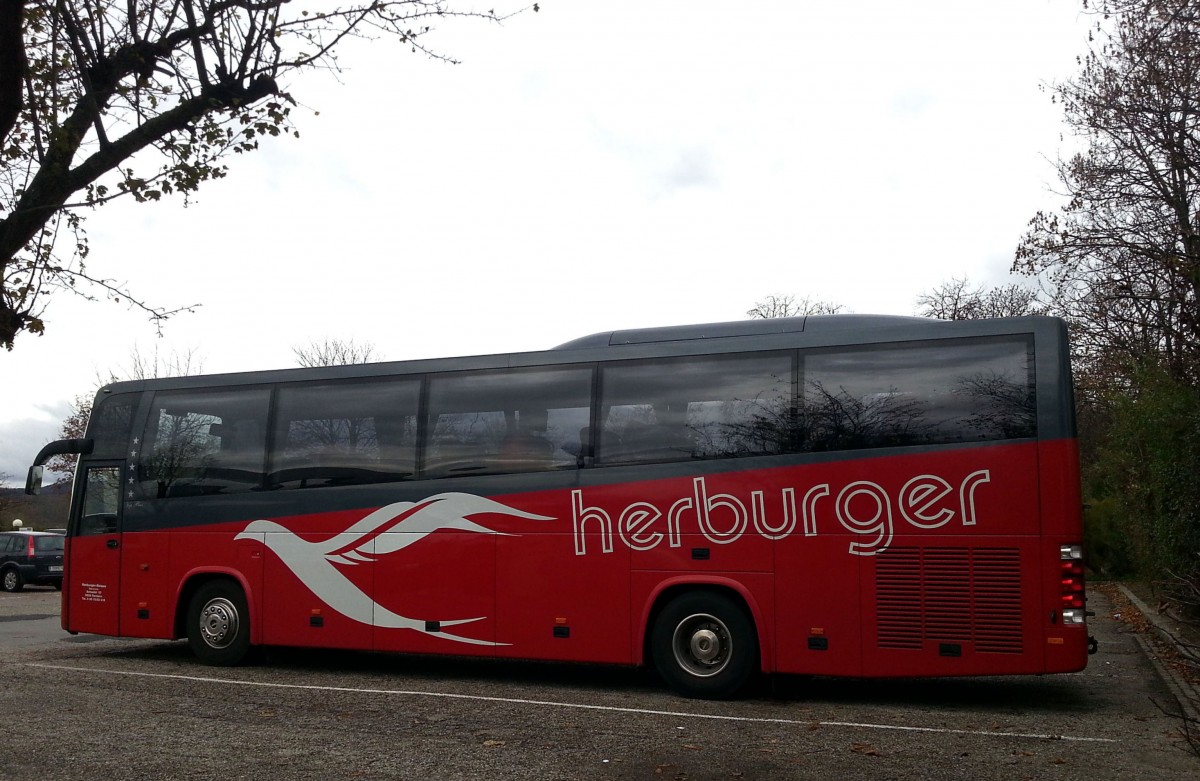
[1,585,1198,780]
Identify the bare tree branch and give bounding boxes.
[0,1,531,349]
[293,337,381,367]
[746,294,844,319]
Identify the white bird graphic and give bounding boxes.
[236,492,553,646]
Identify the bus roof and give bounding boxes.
[92,314,1067,398]
[553,314,937,349]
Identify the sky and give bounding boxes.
[0,0,1092,486]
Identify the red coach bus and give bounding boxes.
[27,315,1093,698]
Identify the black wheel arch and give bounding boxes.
[643,583,763,695]
[642,582,763,666]
[183,575,254,666]
[647,584,763,698]
[174,573,250,640]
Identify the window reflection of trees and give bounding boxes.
[953,370,1036,439]
[90,395,135,458]
[287,417,378,457]
[271,381,420,488]
[275,417,413,488]
[140,390,269,498]
[797,338,1035,450]
[695,368,1034,456]
[83,467,121,515]
[603,404,697,463]
[599,357,793,465]
[690,389,796,458]
[144,411,220,498]
[805,381,935,451]
[128,338,1038,495]
[425,366,592,477]
[79,466,122,535]
[427,411,510,475]
[595,359,1031,461]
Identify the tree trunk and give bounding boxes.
[0,0,25,145]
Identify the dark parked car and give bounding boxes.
[0,531,65,592]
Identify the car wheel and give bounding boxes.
[1,568,23,593]
[186,580,251,666]
[651,591,758,699]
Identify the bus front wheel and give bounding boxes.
[186,580,251,666]
[651,591,758,699]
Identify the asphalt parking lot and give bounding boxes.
[1,586,1197,780]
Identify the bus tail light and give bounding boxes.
[1059,544,1087,624]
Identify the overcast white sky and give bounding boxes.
[0,0,1091,486]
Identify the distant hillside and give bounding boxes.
[1,482,72,531]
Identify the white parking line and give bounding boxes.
[28,662,1116,743]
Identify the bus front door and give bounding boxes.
[65,463,124,636]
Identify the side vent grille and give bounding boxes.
[876,547,1022,654]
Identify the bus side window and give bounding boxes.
[139,389,270,498]
[270,379,419,489]
[802,337,1035,452]
[597,352,794,465]
[424,367,592,479]
[79,466,121,535]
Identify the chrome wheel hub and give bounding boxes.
[198,597,239,649]
[672,613,732,678]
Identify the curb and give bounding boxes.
[1117,584,1200,724]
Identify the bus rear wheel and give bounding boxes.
[651,591,758,699]
[186,580,251,666]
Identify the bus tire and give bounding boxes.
[1,567,23,593]
[651,591,758,699]
[186,580,251,666]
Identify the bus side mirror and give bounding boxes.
[26,438,92,496]
[25,465,44,496]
